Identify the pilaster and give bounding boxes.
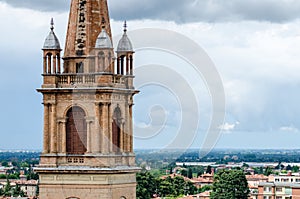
[43,103,50,153]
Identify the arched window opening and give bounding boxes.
[46,53,52,74]
[108,52,112,72]
[129,55,133,75]
[56,53,61,73]
[76,62,84,73]
[66,106,87,155]
[98,51,105,71]
[112,107,122,153]
[119,55,125,75]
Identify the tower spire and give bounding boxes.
[64,0,112,58]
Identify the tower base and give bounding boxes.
[35,166,140,199]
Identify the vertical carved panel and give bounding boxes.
[76,0,87,56]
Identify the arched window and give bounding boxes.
[108,52,112,72]
[120,197,126,199]
[76,62,84,73]
[112,107,122,153]
[98,51,105,71]
[129,55,133,75]
[46,52,53,74]
[66,106,87,154]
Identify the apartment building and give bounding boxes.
[258,182,300,199]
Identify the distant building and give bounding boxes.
[0,167,13,175]
[177,191,210,199]
[247,174,268,199]
[0,178,38,198]
[269,172,300,183]
[247,174,269,187]
[258,182,300,199]
[190,173,214,188]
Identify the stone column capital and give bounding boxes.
[57,118,67,123]
[85,117,94,123]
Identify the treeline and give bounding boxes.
[137,172,197,199]
[0,152,39,163]
[136,149,300,167]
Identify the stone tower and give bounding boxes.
[35,0,139,198]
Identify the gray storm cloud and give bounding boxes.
[1,0,300,23]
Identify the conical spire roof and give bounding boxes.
[117,21,133,52]
[43,18,61,50]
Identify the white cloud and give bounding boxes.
[1,1,300,149]
[279,126,299,133]
[219,122,237,132]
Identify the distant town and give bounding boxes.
[1,149,300,198]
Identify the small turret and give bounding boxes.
[117,21,133,53]
[95,28,113,49]
[116,21,134,76]
[42,18,62,74]
[94,19,115,73]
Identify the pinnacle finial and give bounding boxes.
[50,18,54,31]
[123,20,127,32]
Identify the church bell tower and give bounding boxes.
[35,0,139,198]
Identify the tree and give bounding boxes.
[210,170,250,199]
[172,176,185,196]
[264,167,273,176]
[12,184,25,197]
[170,167,173,174]
[1,161,8,167]
[196,166,204,177]
[4,179,12,197]
[200,185,212,193]
[286,165,292,171]
[206,165,212,174]
[181,169,188,177]
[185,180,197,195]
[292,166,299,173]
[188,168,193,179]
[159,178,172,197]
[136,172,158,199]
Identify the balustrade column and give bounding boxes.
[43,103,50,153]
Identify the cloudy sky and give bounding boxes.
[1,0,300,150]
